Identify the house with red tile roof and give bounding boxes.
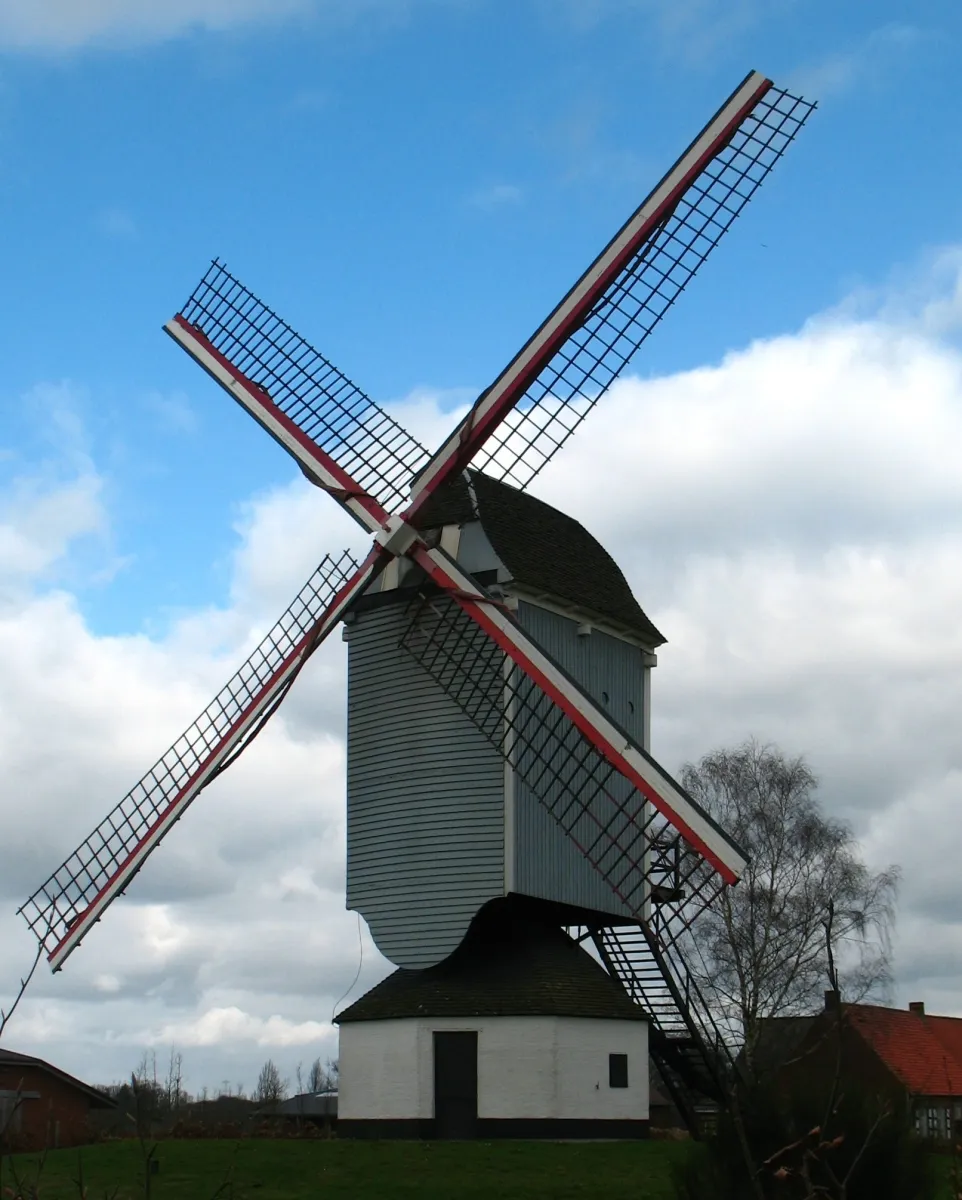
[0,1049,114,1151]
[842,1000,962,1138]
[760,994,962,1140]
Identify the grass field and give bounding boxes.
[1,1137,694,1200]
[2,1137,954,1199]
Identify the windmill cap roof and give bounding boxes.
[335,901,646,1024]
[413,470,665,648]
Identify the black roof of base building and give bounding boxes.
[413,470,665,648]
[335,901,646,1025]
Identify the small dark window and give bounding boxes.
[609,1053,628,1088]
[602,691,609,705]
[628,700,635,714]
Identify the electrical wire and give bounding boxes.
[330,912,364,1023]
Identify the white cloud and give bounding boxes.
[529,248,962,1016]
[0,473,104,583]
[0,453,380,1090]
[545,0,787,58]
[0,0,309,51]
[0,0,457,52]
[4,249,962,1094]
[790,23,926,102]
[0,383,110,595]
[149,1006,335,1049]
[468,183,524,210]
[143,391,199,436]
[96,206,137,240]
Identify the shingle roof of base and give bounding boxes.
[414,470,665,648]
[335,908,645,1024]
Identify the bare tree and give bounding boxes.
[680,739,900,1072]
[254,1059,287,1105]
[677,897,927,1200]
[307,1057,324,1093]
[165,1048,184,1115]
[307,1056,338,1092]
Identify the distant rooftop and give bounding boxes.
[0,1049,115,1108]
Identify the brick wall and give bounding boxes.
[0,1064,98,1150]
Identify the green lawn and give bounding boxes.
[1,1137,693,1200]
[4,1137,953,1199]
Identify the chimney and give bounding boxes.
[824,989,840,1012]
[908,1001,925,1016]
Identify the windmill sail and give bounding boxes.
[168,261,429,517]
[20,549,370,971]
[408,76,815,504]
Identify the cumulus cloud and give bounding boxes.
[3,248,962,1092]
[531,248,962,1017]
[0,457,378,1091]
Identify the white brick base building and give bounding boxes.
[336,904,650,1139]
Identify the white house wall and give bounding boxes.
[339,1019,420,1121]
[339,1015,648,1123]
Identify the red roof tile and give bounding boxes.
[845,1005,962,1097]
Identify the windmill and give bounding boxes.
[19,71,813,1136]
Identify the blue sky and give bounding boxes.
[2,0,959,635]
[3,0,962,1094]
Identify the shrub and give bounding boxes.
[672,1079,932,1200]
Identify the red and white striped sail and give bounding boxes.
[405,73,814,505]
[165,260,427,533]
[19,549,377,971]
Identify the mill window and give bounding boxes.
[609,1053,628,1088]
[927,1107,940,1137]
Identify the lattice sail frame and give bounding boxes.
[176,261,430,515]
[20,550,360,966]
[400,593,722,924]
[466,85,814,492]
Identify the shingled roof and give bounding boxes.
[0,1049,115,1108]
[335,902,645,1024]
[844,1004,962,1097]
[413,470,665,648]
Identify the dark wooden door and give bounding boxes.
[433,1031,478,1139]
